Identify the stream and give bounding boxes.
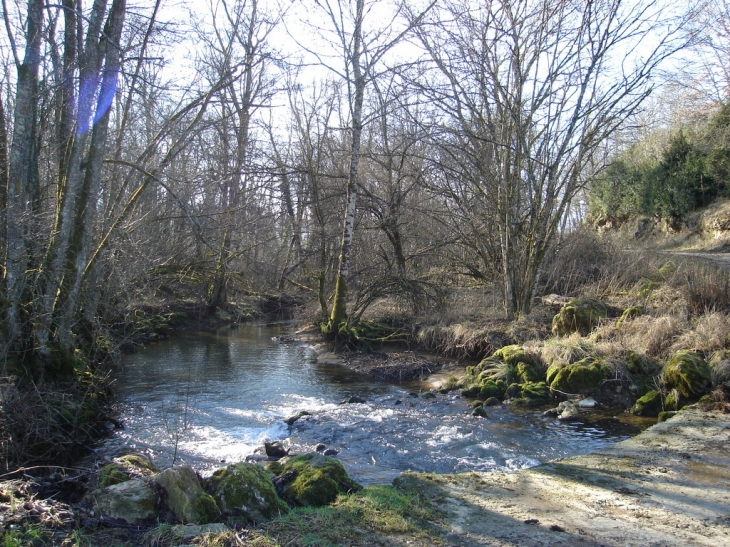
[101,321,649,485]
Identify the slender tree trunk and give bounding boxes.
[5,0,43,356]
[329,0,365,330]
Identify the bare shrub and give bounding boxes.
[671,312,730,354]
[676,263,730,316]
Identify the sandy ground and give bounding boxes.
[395,407,730,547]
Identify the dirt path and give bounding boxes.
[396,407,730,546]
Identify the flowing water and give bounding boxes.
[102,321,650,485]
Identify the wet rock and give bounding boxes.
[156,466,219,524]
[663,351,712,399]
[472,406,488,417]
[322,448,340,456]
[344,395,366,404]
[92,479,156,523]
[421,391,436,399]
[631,390,662,417]
[314,443,327,452]
[273,453,361,507]
[576,398,597,408]
[557,401,581,421]
[284,411,311,425]
[483,396,502,407]
[551,297,607,336]
[507,382,550,407]
[208,462,289,523]
[265,441,288,458]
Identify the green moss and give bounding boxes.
[117,454,159,476]
[194,491,221,524]
[516,362,541,383]
[631,390,662,416]
[506,382,550,406]
[634,278,656,299]
[616,306,642,328]
[663,390,679,411]
[276,454,362,507]
[662,351,712,399]
[99,464,130,488]
[548,357,606,394]
[491,345,540,367]
[551,298,607,336]
[479,379,506,400]
[208,463,289,522]
[624,351,661,376]
[545,362,564,385]
[658,411,678,422]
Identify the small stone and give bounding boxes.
[346,395,366,404]
[576,398,597,408]
[265,441,288,458]
[315,443,326,452]
[322,448,340,456]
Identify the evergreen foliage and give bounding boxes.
[589,104,730,224]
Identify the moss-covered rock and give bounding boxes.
[516,362,542,383]
[545,362,564,385]
[548,358,607,395]
[208,463,289,523]
[99,464,130,488]
[630,390,662,417]
[658,410,678,422]
[551,297,607,336]
[491,345,540,367]
[274,453,361,507]
[98,454,159,488]
[156,466,220,524]
[506,382,550,407]
[663,351,712,399]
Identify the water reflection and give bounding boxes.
[104,322,650,485]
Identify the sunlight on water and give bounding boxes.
[102,322,651,485]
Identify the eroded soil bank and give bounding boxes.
[396,406,730,547]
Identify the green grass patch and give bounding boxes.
[255,485,441,546]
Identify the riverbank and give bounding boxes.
[391,405,730,547]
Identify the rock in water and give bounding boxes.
[265,441,288,458]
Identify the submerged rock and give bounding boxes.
[208,462,289,523]
[284,411,311,425]
[265,441,288,458]
[156,465,219,524]
[273,453,361,507]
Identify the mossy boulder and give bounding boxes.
[662,351,712,399]
[274,453,361,507]
[461,379,506,400]
[505,382,550,407]
[548,357,607,395]
[516,362,542,383]
[99,464,131,488]
[99,454,159,488]
[545,362,564,385]
[491,345,540,367]
[208,463,289,523]
[551,297,607,336]
[630,390,663,417]
[156,466,220,524]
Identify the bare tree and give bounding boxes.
[412,0,692,318]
